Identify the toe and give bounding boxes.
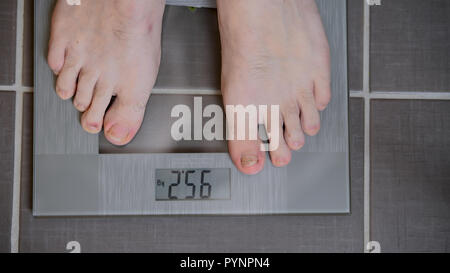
[47,38,66,75]
[314,75,331,111]
[73,68,99,112]
[228,139,265,175]
[47,12,67,76]
[297,88,321,136]
[103,94,149,146]
[282,105,305,151]
[55,56,81,100]
[269,123,292,168]
[81,81,113,134]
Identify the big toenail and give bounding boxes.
[107,125,129,143]
[241,155,258,167]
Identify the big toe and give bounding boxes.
[103,96,148,146]
[228,140,265,175]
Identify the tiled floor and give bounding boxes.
[0,0,17,86]
[347,0,363,91]
[370,0,450,92]
[371,100,450,252]
[22,0,33,87]
[0,0,449,253]
[0,92,15,253]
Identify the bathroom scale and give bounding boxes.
[33,0,349,216]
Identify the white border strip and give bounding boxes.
[11,0,25,254]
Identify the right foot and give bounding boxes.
[48,0,165,145]
[217,0,331,175]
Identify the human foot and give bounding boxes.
[217,0,331,174]
[48,0,165,145]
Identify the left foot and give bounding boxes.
[48,0,165,145]
[217,0,331,174]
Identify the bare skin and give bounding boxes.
[48,0,165,145]
[48,0,330,175]
[217,0,331,174]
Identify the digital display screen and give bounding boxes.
[155,169,231,201]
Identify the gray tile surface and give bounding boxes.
[0,0,17,85]
[0,91,15,253]
[370,0,450,92]
[23,0,34,87]
[371,100,450,252]
[347,0,363,91]
[20,96,363,253]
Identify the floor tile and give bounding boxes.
[0,91,15,253]
[370,0,450,92]
[371,100,450,252]
[347,0,363,91]
[0,0,17,85]
[20,96,363,253]
[22,0,34,87]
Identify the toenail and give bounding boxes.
[241,155,258,167]
[293,141,304,149]
[318,104,328,111]
[306,124,320,134]
[57,89,69,99]
[86,123,99,132]
[273,158,288,167]
[74,102,86,111]
[107,125,130,143]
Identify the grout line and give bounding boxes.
[349,90,364,97]
[11,92,23,254]
[0,85,33,93]
[369,91,450,100]
[11,0,25,254]
[363,93,371,253]
[362,0,371,253]
[3,87,449,99]
[152,88,221,95]
[350,90,450,100]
